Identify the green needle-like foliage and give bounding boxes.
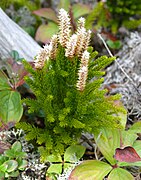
[16,9,125,160]
[107,0,141,31]
[86,0,141,34]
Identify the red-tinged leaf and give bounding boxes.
[114,146,141,163]
[69,160,112,180]
[101,31,117,41]
[33,8,58,23]
[0,121,16,131]
[35,23,58,44]
[6,58,32,89]
[94,128,120,165]
[72,3,91,19]
[0,141,11,154]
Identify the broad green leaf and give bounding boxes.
[0,71,11,91]
[47,164,62,174]
[0,163,8,172]
[45,154,62,163]
[3,160,18,172]
[133,140,141,157]
[58,0,70,11]
[18,160,28,170]
[14,152,27,159]
[118,110,127,129]
[33,8,58,23]
[69,160,112,180]
[4,172,9,178]
[0,156,7,165]
[4,149,15,158]
[107,40,122,50]
[121,131,137,147]
[12,141,22,152]
[94,128,120,165]
[0,171,4,179]
[0,91,23,124]
[118,161,141,167]
[64,145,86,162]
[35,23,58,43]
[64,162,74,170]
[72,3,91,19]
[4,149,26,159]
[108,168,134,180]
[7,170,19,177]
[128,121,141,134]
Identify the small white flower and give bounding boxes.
[50,34,58,59]
[34,45,52,69]
[58,9,71,47]
[81,66,88,72]
[77,17,85,29]
[76,50,89,91]
[76,27,87,57]
[65,34,78,57]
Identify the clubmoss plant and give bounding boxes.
[16,8,125,160]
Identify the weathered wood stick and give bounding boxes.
[0,8,41,61]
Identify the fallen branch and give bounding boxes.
[0,8,41,62]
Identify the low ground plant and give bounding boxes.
[0,141,27,179]
[69,119,141,179]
